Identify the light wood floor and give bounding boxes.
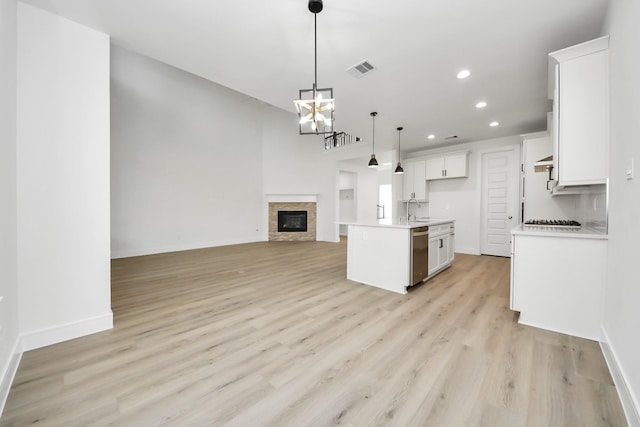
[1,239,627,426]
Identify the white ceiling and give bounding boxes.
[21,0,609,153]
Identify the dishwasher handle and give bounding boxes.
[412,230,429,237]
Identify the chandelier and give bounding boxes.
[293,0,335,135]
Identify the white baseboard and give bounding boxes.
[110,237,260,259]
[601,327,640,427]
[455,246,481,255]
[0,337,23,418]
[111,236,343,259]
[20,312,113,352]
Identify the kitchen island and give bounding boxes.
[346,219,455,294]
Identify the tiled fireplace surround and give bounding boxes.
[267,195,317,242]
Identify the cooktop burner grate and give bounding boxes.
[524,219,582,228]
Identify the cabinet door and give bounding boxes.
[444,153,468,178]
[412,160,426,200]
[558,50,608,185]
[425,157,445,180]
[402,162,414,200]
[446,232,455,264]
[439,235,449,270]
[402,160,427,200]
[428,237,440,276]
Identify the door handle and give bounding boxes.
[508,216,513,219]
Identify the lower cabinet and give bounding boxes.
[510,232,606,340]
[428,223,455,276]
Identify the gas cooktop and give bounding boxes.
[524,219,582,228]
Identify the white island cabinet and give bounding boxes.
[428,222,455,276]
[346,220,455,294]
[510,226,607,340]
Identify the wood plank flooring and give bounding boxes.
[0,239,627,426]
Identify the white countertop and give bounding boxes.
[511,224,607,240]
[343,218,455,229]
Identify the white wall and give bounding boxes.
[112,46,343,252]
[521,132,608,229]
[0,0,19,412]
[16,4,112,349]
[338,171,357,230]
[110,46,264,257]
[407,135,522,254]
[260,106,340,242]
[522,132,578,219]
[601,0,640,423]
[335,162,380,224]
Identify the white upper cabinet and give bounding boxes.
[425,151,468,180]
[549,36,609,187]
[402,159,428,201]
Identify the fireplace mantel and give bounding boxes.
[266,194,317,203]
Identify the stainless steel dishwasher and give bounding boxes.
[411,226,429,285]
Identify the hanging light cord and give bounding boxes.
[372,112,376,151]
[314,13,318,92]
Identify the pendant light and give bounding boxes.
[368,112,379,168]
[394,127,404,174]
[293,0,335,135]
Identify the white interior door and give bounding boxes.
[481,150,519,257]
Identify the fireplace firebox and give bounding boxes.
[277,211,308,232]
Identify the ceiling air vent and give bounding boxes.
[347,60,377,78]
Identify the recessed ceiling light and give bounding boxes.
[427,134,435,140]
[490,121,499,127]
[476,101,487,108]
[456,69,471,79]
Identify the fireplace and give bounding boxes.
[268,200,316,241]
[277,211,308,232]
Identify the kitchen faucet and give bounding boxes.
[406,198,421,222]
